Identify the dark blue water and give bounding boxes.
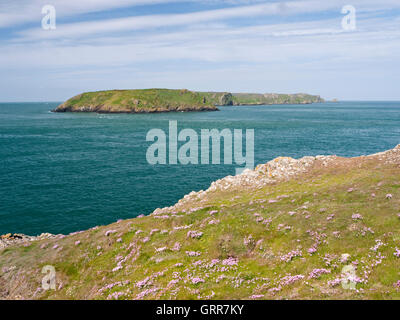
[1,102,399,235]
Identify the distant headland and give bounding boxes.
[53,89,325,113]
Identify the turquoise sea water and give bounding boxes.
[1,101,399,235]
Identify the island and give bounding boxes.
[53,89,325,113]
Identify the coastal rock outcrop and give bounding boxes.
[0,233,56,249]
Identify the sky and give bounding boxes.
[0,0,399,102]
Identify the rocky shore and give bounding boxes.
[0,233,57,249]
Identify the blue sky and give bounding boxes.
[0,0,399,101]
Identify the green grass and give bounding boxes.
[55,89,217,113]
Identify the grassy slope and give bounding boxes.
[1,149,400,300]
[55,89,218,113]
[55,89,324,113]
[231,93,324,105]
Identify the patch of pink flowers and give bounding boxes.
[136,276,152,288]
[186,251,201,257]
[394,248,400,258]
[352,213,363,220]
[187,230,203,239]
[327,214,335,221]
[142,236,150,243]
[191,277,205,284]
[370,239,385,252]
[172,242,181,251]
[280,274,304,286]
[136,288,159,300]
[307,247,317,255]
[222,257,238,266]
[309,268,331,279]
[281,250,302,262]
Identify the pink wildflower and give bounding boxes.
[281,250,302,262]
[307,247,317,255]
[172,242,181,251]
[142,237,150,243]
[281,274,304,286]
[327,214,335,221]
[187,230,203,239]
[309,268,330,279]
[186,251,201,257]
[191,277,205,284]
[222,257,238,266]
[136,277,152,288]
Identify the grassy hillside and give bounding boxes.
[2,146,399,300]
[54,89,218,113]
[54,89,324,113]
[189,92,323,106]
[232,93,324,105]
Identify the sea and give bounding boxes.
[0,101,399,235]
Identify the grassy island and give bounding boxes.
[54,89,324,113]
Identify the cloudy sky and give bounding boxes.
[0,0,399,101]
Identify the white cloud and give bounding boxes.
[9,0,400,42]
[1,0,400,100]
